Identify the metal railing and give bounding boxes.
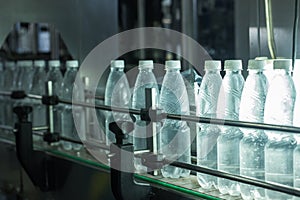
[1,89,300,197]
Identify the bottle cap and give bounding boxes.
[48,60,61,68]
[5,61,15,68]
[204,60,221,70]
[34,60,46,68]
[224,60,243,71]
[255,56,268,60]
[17,60,33,68]
[111,60,125,68]
[138,60,154,69]
[165,60,181,70]
[273,59,292,71]
[66,60,79,68]
[247,59,266,70]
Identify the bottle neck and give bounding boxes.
[166,68,180,73]
[248,69,264,74]
[49,67,60,72]
[205,69,220,74]
[225,70,241,74]
[110,67,124,72]
[139,68,153,72]
[66,67,78,72]
[274,69,290,75]
[36,67,46,72]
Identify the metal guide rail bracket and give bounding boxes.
[109,121,152,200]
[41,92,60,144]
[13,105,57,191]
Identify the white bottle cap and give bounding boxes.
[255,56,268,60]
[204,60,221,70]
[111,60,125,68]
[247,59,266,70]
[165,60,181,70]
[5,61,15,68]
[139,60,154,69]
[224,60,243,71]
[17,60,33,68]
[48,60,61,68]
[66,60,79,68]
[273,59,292,71]
[34,60,46,68]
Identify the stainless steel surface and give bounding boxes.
[27,94,42,100]
[169,161,300,197]
[45,81,54,134]
[32,126,48,131]
[167,113,300,134]
[2,90,300,135]
[0,0,118,62]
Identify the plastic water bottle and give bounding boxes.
[104,60,131,145]
[17,60,34,93]
[217,60,244,196]
[293,59,300,198]
[31,60,47,126]
[196,60,222,189]
[239,60,268,200]
[60,60,85,150]
[159,60,191,178]
[264,59,296,200]
[132,60,159,172]
[46,60,63,134]
[13,61,34,124]
[84,77,103,142]
[30,60,47,141]
[3,61,15,128]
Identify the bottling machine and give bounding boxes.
[0,0,300,199]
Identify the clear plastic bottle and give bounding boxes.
[3,61,15,128]
[17,60,34,93]
[14,60,34,123]
[217,60,244,196]
[264,59,296,200]
[239,60,268,200]
[30,60,47,141]
[61,60,85,151]
[196,60,222,189]
[132,60,159,172]
[84,77,103,142]
[30,60,47,121]
[159,60,191,178]
[104,60,131,145]
[46,60,63,134]
[293,59,300,198]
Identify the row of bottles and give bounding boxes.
[197,58,300,200]
[103,60,191,178]
[1,57,300,199]
[0,59,85,150]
